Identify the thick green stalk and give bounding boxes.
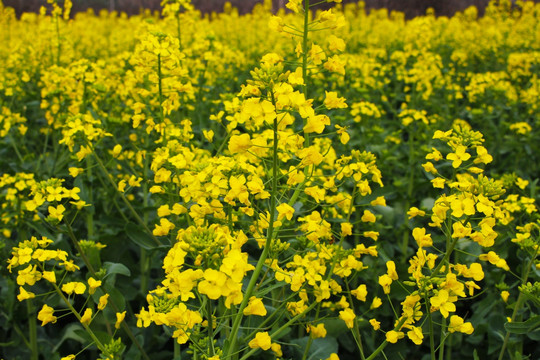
[207,299,216,357]
[497,244,539,360]
[27,300,38,360]
[426,295,436,360]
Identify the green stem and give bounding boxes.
[63,222,152,360]
[92,148,161,246]
[207,299,216,357]
[301,303,322,360]
[497,244,539,360]
[27,300,38,360]
[364,317,408,360]
[425,294,436,360]
[238,300,319,360]
[439,316,447,360]
[50,281,111,356]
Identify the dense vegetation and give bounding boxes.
[1,0,539,359]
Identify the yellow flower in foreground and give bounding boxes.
[228,134,252,154]
[98,294,109,310]
[62,282,86,295]
[248,331,272,350]
[369,318,381,330]
[17,286,36,301]
[37,304,57,326]
[386,330,405,343]
[407,326,424,345]
[115,311,127,329]
[80,308,93,326]
[448,315,474,334]
[243,296,267,316]
[339,308,356,328]
[88,277,102,295]
[308,323,327,339]
[276,203,295,221]
[60,355,76,360]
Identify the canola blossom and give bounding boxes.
[1,0,539,359]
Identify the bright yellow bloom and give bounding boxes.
[37,304,57,326]
[88,277,101,295]
[308,323,327,339]
[248,331,272,350]
[62,282,86,295]
[115,311,127,329]
[276,203,295,221]
[228,134,252,154]
[98,294,109,310]
[339,308,356,328]
[17,286,36,301]
[369,318,381,330]
[243,296,267,316]
[386,330,405,343]
[351,284,367,301]
[447,145,471,168]
[80,308,92,326]
[448,315,474,334]
[407,326,424,345]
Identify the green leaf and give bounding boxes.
[290,336,338,360]
[504,315,540,334]
[125,222,157,250]
[103,261,131,278]
[473,349,480,360]
[53,323,87,352]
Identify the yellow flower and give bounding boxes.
[198,269,228,300]
[407,326,424,345]
[62,282,86,295]
[361,210,376,223]
[228,134,252,154]
[412,227,433,248]
[369,318,381,330]
[339,308,356,328]
[37,304,57,326]
[448,315,474,334]
[80,308,93,326]
[430,289,456,318]
[17,286,36,301]
[386,330,404,343]
[304,114,330,134]
[60,355,76,360]
[243,296,267,316]
[248,331,272,350]
[98,294,109,310]
[407,207,426,219]
[68,167,84,177]
[88,277,101,295]
[447,145,471,168]
[501,290,510,303]
[370,297,382,309]
[115,311,127,329]
[324,91,347,109]
[308,323,327,339]
[276,203,295,221]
